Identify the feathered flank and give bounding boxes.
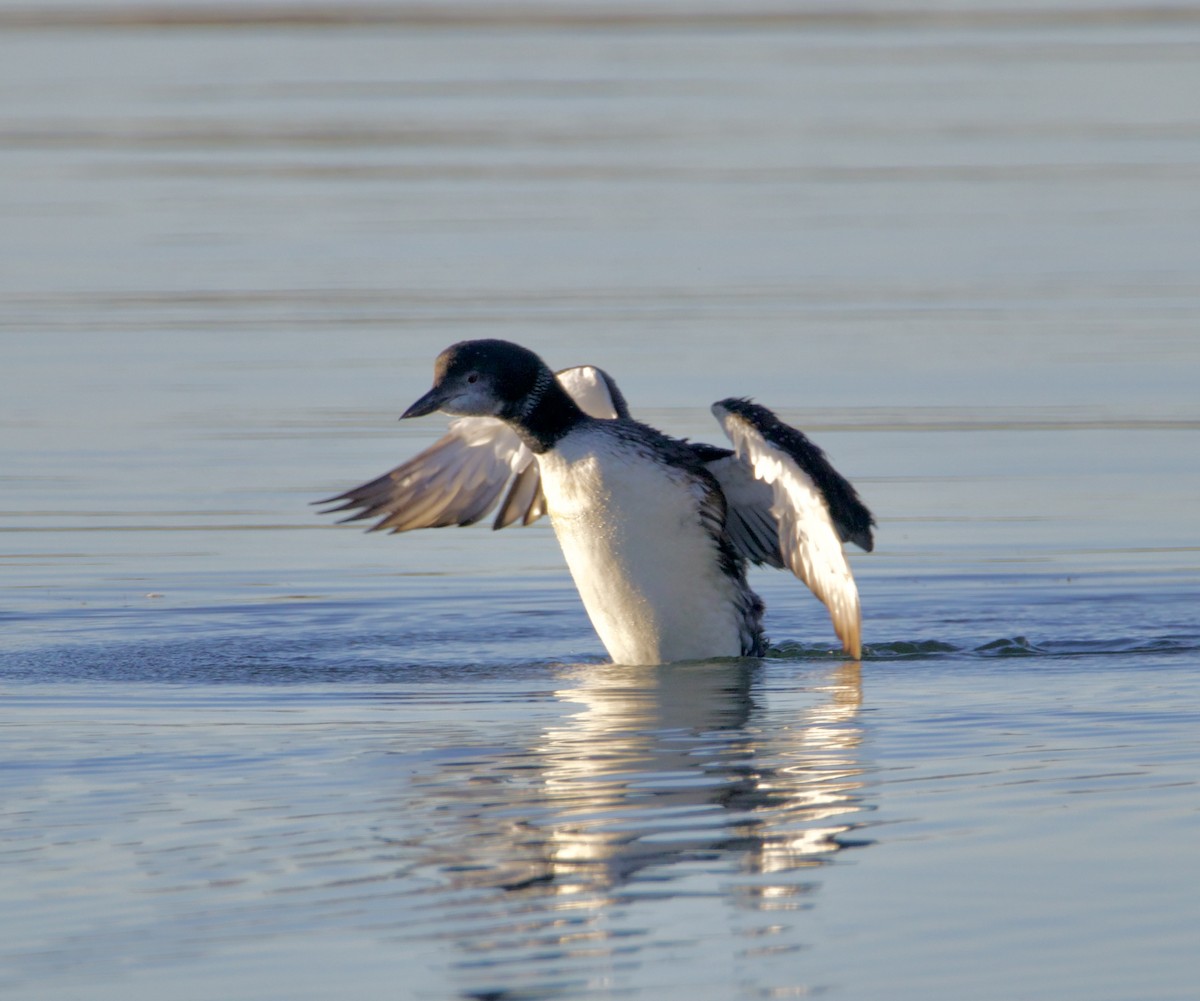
[712,398,874,659]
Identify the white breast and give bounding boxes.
[537,429,746,665]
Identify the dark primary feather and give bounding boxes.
[713,397,876,552]
[698,452,785,568]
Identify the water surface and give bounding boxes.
[2,5,1199,1000]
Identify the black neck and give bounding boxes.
[505,374,586,454]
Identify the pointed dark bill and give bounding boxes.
[401,384,448,420]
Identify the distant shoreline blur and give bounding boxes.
[3,2,1200,32]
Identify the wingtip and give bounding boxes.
[836,614,863,660]
[847,526,875,553]
[314,496,366,518]
[830,590,864,661]
[710,396,755,421]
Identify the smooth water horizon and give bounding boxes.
[2,4,1199,1000]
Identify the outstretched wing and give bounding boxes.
[711,398,875,658]
[316,415,527,533]
[317,365,627,533]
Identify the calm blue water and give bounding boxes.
[2,5,1199,1000]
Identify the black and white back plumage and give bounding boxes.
[319,340,874,662]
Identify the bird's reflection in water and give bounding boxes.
[536,661,867,902]
[410,660,870,994]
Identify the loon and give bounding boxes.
[319,339,875,665]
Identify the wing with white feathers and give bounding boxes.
[317,365,626,533]
[711,398,875,659]
[556,364,630,423]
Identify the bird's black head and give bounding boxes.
[401,339,551,421]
